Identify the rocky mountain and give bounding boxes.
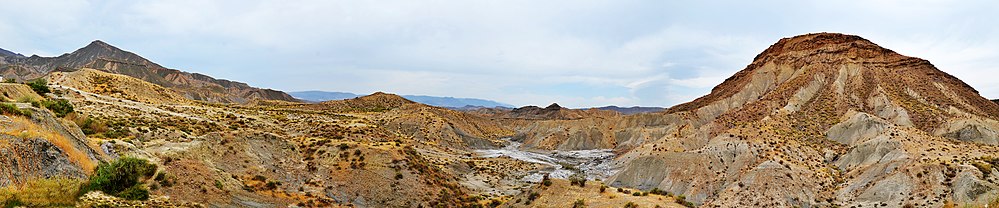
[401,95,515,108]
[0,48,22,58]
[593,105,665,115]
[0,41,297,103]
[288,90,361,102]
[290,90,515,108]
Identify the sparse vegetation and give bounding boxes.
[1,116,94,172]
[40,99,73,117]
[65,113,126,139]
[573,199,586,208]
[624,201,638,208]
[26,79,49,95]
[0,103,30,116]
[541,175,552,186]
[973,156,999,178]
[647,188,667,196]
[675,195,695,208]
[569,173,586,187]
[80,157,158,200]
[526,192,540,205]
[0,177,84,207]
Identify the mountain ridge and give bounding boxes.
[0,40,298,103]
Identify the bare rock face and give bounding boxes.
[0,135,87,187]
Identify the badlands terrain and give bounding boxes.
[2,33,999,208]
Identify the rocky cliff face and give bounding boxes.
[0,41,297,103]
[1,107,104,187]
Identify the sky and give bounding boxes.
[1,1,998,108]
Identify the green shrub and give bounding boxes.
[80,157,158,200]
[2,197,24,208]
[527,192,540,202]
[541,175,552,186]
[40,99,73,117]
[675,195,695,208]
[26,79,49,95]
[569,173,586,187]
[573,199,586,208]
[623,202,638,208]
[647,188,667,196]
[117,185,149,201]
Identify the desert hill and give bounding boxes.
[4,33,999,207]
[482,33,999,207]
[0,41,297,103]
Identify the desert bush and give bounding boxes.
[80,157,158,200]
[676,195,695,208]
[40,99,73,117]
[573,199,586,208]
[569,173,586,187]
[67,113,105,135]
[489,199,502,207]
[647,188,667,196]
[26,79,49,95]
[541,175,552,186]
[0,103,30,116]
[66,113,125,138]
[0,177,83,207]
[623,202,638,208]
[526,192,540,203]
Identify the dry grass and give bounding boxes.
[0,177,84,206]
[1,116,95,173]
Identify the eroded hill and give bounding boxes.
[3,33,999,208]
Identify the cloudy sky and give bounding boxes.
[2,1,998,107]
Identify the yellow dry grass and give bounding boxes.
[1,116,95,173]
[0,177,83,206]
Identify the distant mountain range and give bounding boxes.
[591,106,664,115]
[289,91,516,108]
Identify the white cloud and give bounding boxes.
[2,0,999,107]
